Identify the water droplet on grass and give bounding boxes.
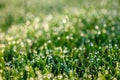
[66,36,70,40]
[20,42,24,47]
[111,27,115,31]
[90,42,93,47]
[98,31,101,35]
[95,25,99,30]
[57,37,61,40]
[103,24,107,28]
[62,19,67,24]
[48,40,52,43]
[81,33,85,36]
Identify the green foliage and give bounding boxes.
[0,0,120,79]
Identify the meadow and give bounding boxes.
[0,0,120,79]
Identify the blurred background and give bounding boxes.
[0,0,119,31]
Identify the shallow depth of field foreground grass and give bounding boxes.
[0,0,120,80]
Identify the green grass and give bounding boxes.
[0,0,120,79]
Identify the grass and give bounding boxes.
[0,0,120,79]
